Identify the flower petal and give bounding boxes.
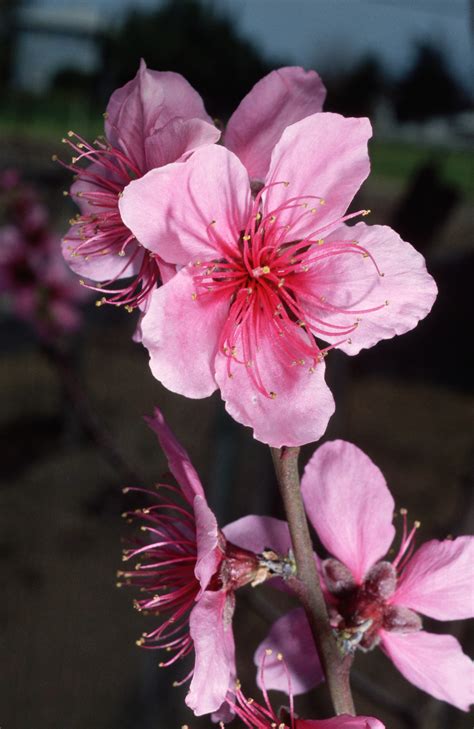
[144,406,204,503]
[144,117,220,169]
[106,59,212,169]
[215,330,334,447]
[187,591,236,715]
[380,630,474,711]
[193,494,221,593]
[301,222,437,355]
[392,536,474,620]
[301,441,395,583]
[61,232,140,282]
[263,113,372,243]
[254,608,324,695]
[141,266,228,398]
[119,145,252,265]
[225,66,326,181]
[222,515,291,556]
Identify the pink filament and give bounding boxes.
[59,131,161,309]
[193,182,384,398]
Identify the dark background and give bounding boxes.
[1,1,473,728]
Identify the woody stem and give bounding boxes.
[271,445,355,716]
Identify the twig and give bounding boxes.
[271,445,355,716]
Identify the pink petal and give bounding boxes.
[263,113,372,243]
[380,630,474,711]
[297,718,385,729]
[61,232,140,282]
[392,536,474,620]
[302,222,437,355]
[301,441,395,583]
[187,591,236,715]
[141,266,228,398]
[254,608,323,695]
[215,335,335,447]
[106,59,212,169]
[144,117,220,169]
[119,145,252,265]
[143,406,204,503]
[225,66,326,181]
[222,515,291,556]
[193,494,221,593]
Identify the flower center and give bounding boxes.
[191,180,386,398]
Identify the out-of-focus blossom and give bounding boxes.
[120,408,293,716]
[256,441,474,711]
[120,112,437,447]
[59,60,220,312]
[0,171,90,338]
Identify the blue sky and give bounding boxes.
[18,0,472,93]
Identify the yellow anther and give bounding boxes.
[317,238,324,245]
[362,209,371,216]
[277,652,283,661]
[103,112,109,119]
[242,234,251,241]
[320,198,325,205]
[269,391,277,399]
[191,292,197,300]
[265,648,273,655]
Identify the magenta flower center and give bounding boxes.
[325,512,422,652]
[193,181,386,398]
[58,132,161,310]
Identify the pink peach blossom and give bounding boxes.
[120,409,290,716]
[120,113,437,446]
[60,60,219,311]
[256,441,474,711]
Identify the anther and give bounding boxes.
[362,209,371,216]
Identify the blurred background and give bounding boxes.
[1,1,473,728]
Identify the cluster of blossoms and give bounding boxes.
[58,61,472,726]
[0,169,89,339]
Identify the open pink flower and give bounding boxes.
[225,651,384,729]
[59,60,219,311]
[120,113,437,447]
[120,408,289,716]
[256,441,474,711]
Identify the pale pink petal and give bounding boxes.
[143,406,204,502]
[144,117,220,169]
[392,537,474,620]
[106,59,212,169]
[301,222,437,355]
[141,266,228,398]
[222,515,291,556]
[263,113,372,243]
[380,630,474,711]
[193,494,221,593]
[225,66,326,181]
[301,441,395,583]
[298,718,385,729]
[187,591,235,715]
[254,608,323,694]
[215,332,334,447]
[61,231,140,282]
[119,145,252,265]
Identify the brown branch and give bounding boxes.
[271,445,355,716]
